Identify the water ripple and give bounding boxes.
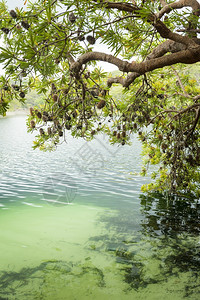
[0,116,151,209]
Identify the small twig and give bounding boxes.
[170,66,189,97]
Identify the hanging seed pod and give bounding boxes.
[12,84,20,91]
[86,35,96,45]
[57,123,62,130]
[90,88,99,98]
[77,28,85,41]
[58,131,63,137]
[47,127,52,135]
[16,24,21,30]
[35,111,42,119]
[157,94,164,99]
[69,12,76,23]
[161,143,168,151]
[21,20,30,30]
[30,120,35,128]
[9,10,17,18]
[117,125,121,130]
[91,130,96,135]
[1,28,10,34]
[102,89,107,97]
[52,127,57,135]
[122,131,126,138]
[72,111,77,118]
[65,114,71,121]
[117,132,121,139]
[51,82,57,93]
[121,140,125,146]
[65,123,71,130]
[29,107,34,116]
[53,94,58,102]
[78,35,85,41]
[19,91,25,98]
[110,105,114,113]
[39,128,44,135]
[158,134,163,140]
[97,100,106,109]
[43,111,49,117]
[113,131,117,136]
[42,115,48,122]
[3,85,9,91]
[133,123,137,129]
[138,116,143,123]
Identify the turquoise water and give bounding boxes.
[0,115,199,299]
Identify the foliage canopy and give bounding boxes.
[0,0,200,197]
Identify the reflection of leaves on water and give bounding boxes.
[88,193,200,297]
[140,193,200,236]
[0,260,105,298]
[164,246,200,273]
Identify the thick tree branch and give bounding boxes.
[92,0,135,13]
[71,45,200,87]
[147,40,185,60]
[153,20,197,47]
[157,0,200,19]
[70,1,200,88]
[107,72,140,87]
[177,29,200,34]
[147,38,200,60]
[159,0,167,7]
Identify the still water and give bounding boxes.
[0,115,199,300]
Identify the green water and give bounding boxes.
[0,116,199,299]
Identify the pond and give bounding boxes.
[0,115,199,300]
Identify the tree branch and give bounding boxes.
[95,1,198,49]
[159,0,168,7]
[171,66,188,97]
[70,44,200,87]
[69,1,200,88]
[157,0,200,19]
[92,0,135,13]
[153,19,197,47]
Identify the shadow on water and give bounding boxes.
[0,260,105,299]
[88,192,200,296]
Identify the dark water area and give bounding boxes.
[0,115,199,300]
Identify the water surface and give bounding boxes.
[0,115,199,299]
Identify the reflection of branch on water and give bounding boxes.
[140,193,200,236]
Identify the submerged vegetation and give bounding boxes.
[0,193,199,299]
